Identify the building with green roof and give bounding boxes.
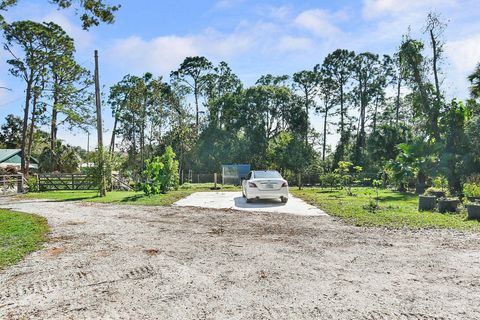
[0,149,39,170]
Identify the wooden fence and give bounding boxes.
[37,174,96,191]
[36,174,132,191]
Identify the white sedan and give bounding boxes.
[242,170,289,203]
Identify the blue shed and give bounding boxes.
[222,164,250,185]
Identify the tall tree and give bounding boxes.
[45,22,94,152]
[293,69,319,145]
[321,49,355,166]
[399,36,440,141]
[321,49,355,137]
[315,66,336,162]
[424,11,446,109]
[3,20,51,174]
[171,56,213,129]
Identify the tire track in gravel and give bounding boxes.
[0,265,156,302]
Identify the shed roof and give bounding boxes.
[0,149,39,167]
[0,149,21,163]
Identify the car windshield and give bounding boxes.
[254,171,282,179]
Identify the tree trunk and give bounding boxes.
[51,106,58,150]
[50,75,59,151]
[373,96,378,134]
[21,79,33,175]
[194,85,199,129]
[322,106,328,161]
[430,29,442,107]
[395,58,402,126]
[305,90,309,146]
[410,56,440,141]
[339,84,344,135]
[26,92,39,175]
[109,115,118,153]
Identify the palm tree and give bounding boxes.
[468,63,480,99]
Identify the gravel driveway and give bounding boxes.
[1,198,480,319]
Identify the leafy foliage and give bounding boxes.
[142,146,179,195]
[0,0,120,29]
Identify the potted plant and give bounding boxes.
[425,176,448,198]
[437,197,460,213]
[463,181,480,203]
[424,187,445,198]
[466,201,480,220]
[418,194,437,211]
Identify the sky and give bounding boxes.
[1,0,480,151]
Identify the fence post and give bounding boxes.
[17,173,24,193]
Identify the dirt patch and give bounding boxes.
[0,199,479,319]
[65,221,86,226]
[143,249,160,256]
[45,247,65,257]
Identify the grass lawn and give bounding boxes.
[0,209,49,269]
[21,183,240,206]
[292,187,480,232]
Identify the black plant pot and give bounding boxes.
[466,196,480,203]
[466,204,480,220]
[418,195,437,211]
[437,199,460,213]
[430,191,446,198]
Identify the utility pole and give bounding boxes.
[94,50,106,196]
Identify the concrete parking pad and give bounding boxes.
[173,191,328,216]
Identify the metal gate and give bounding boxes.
[37,174,97,191]
[0,174,25,195]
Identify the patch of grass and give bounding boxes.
[292,187,480,232]
[21,183,240,206]
[0,209,49,269]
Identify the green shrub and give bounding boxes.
[425,186,449,197]
[464,183,480,197]
[432,176,448,191]
[27,176,39,192]
[320,173,341,190]
[142,146,179,195]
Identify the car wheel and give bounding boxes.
[281,196,288,203]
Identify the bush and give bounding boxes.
[320,173,341,190]
[90,147,113,196]
[425,187,448,197]
[142,146,179,195]
[27,176,39,192]
[463,183,480,197]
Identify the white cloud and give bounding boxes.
[294,9,346,39]
[107,28,255,75]
[214,0,245,10]
[444,34,480,98]
[277,36,313,52]
[362,0,457,19]
[109,36,197,75]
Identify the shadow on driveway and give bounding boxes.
[233,196,286,209]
